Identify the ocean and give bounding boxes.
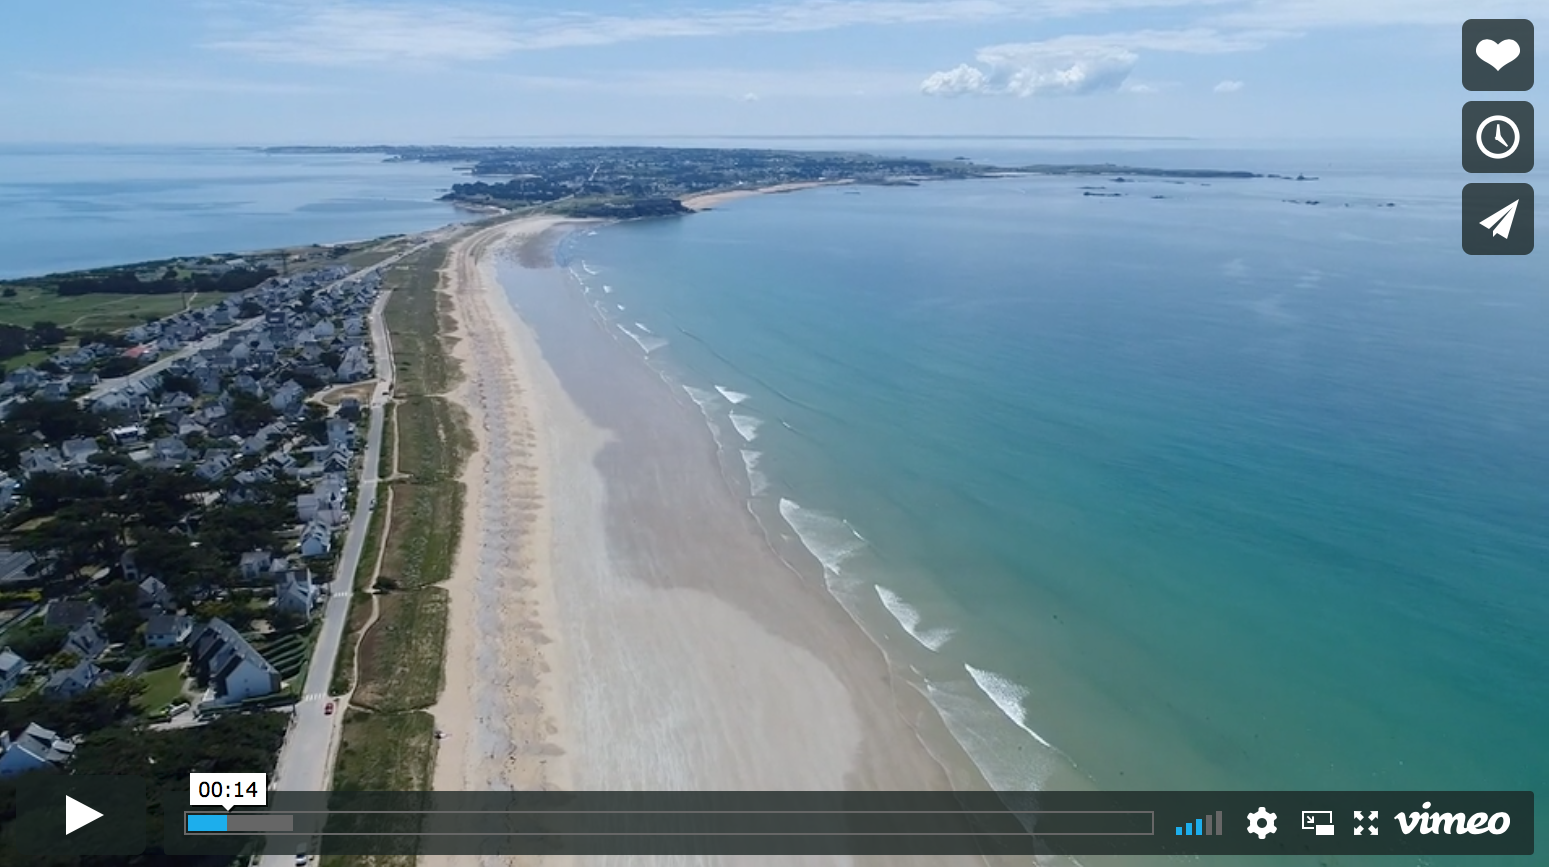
[556,146,1547,864]
[0,145,475,279]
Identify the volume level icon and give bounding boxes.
[1176,811,1224,836]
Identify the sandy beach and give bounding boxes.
[430,211,991,865]
[680,180,852,211]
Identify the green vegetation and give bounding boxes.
[0,285,234,331]
[326,237,470,799]
[321,709,438,867]
[131,663,188,715]
[350,588,450,713]
[393,396,471,481]
[381,243,458,395]
[377,483,462,590]
[0,713,290,867]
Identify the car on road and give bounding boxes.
[295,845,310,865]
[324,702,335,715]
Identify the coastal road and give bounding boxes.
[256,247,411,866]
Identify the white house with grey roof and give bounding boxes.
[0,648,29,697]
[189,618,280,704]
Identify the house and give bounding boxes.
[61,623,108,661]
[60,438,100,465]
[273,571,319,620]
[43,600,103,630]
[296,494,321,523]
[152,437,190,462]
[137,576,175,616]
[38,382,70,402]
[91,392,133,415]
[68,372,101,390]
[338,397,362,420]
[0,648,29,697]
[109,425,146,446]
[299,521,332,558]
[326,416,353,447]
[144,614,192,648]
[0,722,75,777]
[19,447,63,476]
[6,368,42,389]
[239,550,273,582]
[334,346,370,382]
[0,477,16,511]
[321,448,353,475]
[269,381,306,416]
[188,619,280,703]
[195,453,235,482]
[42,660,108,699]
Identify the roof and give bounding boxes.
[145,614,190,636]
[0,648,28,676]
[44,600,102,629]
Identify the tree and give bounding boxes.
[27,320,67,349]
[22,471,110,513]
[2,399,105,442]
[112,468,207,530]
[160,373,198,396]
[96,355,141,378]
[3,622,67,660]
[1,287,15,298]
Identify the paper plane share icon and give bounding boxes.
[1480,199,1519,238]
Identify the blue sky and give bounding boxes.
[0,1,1528,144]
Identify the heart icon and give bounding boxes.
[1476,39,1521,71]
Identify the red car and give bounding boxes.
[324,702,335,715]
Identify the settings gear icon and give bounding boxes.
[1247,807,1278,839]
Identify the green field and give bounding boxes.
[132,664,189,715]
[350,587,449,714]
[0,285,232,331]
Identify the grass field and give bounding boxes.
[349,587,450,714]
[377,482,462,590]
[393,397,471,482]
[381,243,459,396]
[321,708,438,867]
[325,236,469,805]
[132,664,189,714]
[0,286,232,331]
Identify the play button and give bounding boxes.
[64,795,104,834]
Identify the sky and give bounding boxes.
[0,0,1531,144]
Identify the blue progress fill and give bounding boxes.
[187,814,228,832]
[1175,826,1182,835]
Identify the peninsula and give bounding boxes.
[259,145,1262,214]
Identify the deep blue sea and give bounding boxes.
[0,145,474,278]
[559,145,1547,864]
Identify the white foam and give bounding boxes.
[965,663,1056,749]
[728,412,762,442]
[778,498,867,576]
[635,322,654,335]
[875,585,954,651]
[603,284,614,293]
[581,262,598,275]
[617,304,626,311]
[682,386,723,448]
[715,386,750,405]
[617,323,666,354]
[739,449,769,496]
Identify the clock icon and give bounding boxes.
[1476,115,1520,159]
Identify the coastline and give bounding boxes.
[432,210,999,860]
[680,180,854,211]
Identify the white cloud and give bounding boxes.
[921,28,1270,97]
[742,92,761,101]
[1213,78,1244,92]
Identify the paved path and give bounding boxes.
[253,247,414,866]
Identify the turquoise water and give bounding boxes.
[0,145,474,278]
[562,152,1546,860]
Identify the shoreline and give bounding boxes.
[432,210,998,834]
[680,180,854,212]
